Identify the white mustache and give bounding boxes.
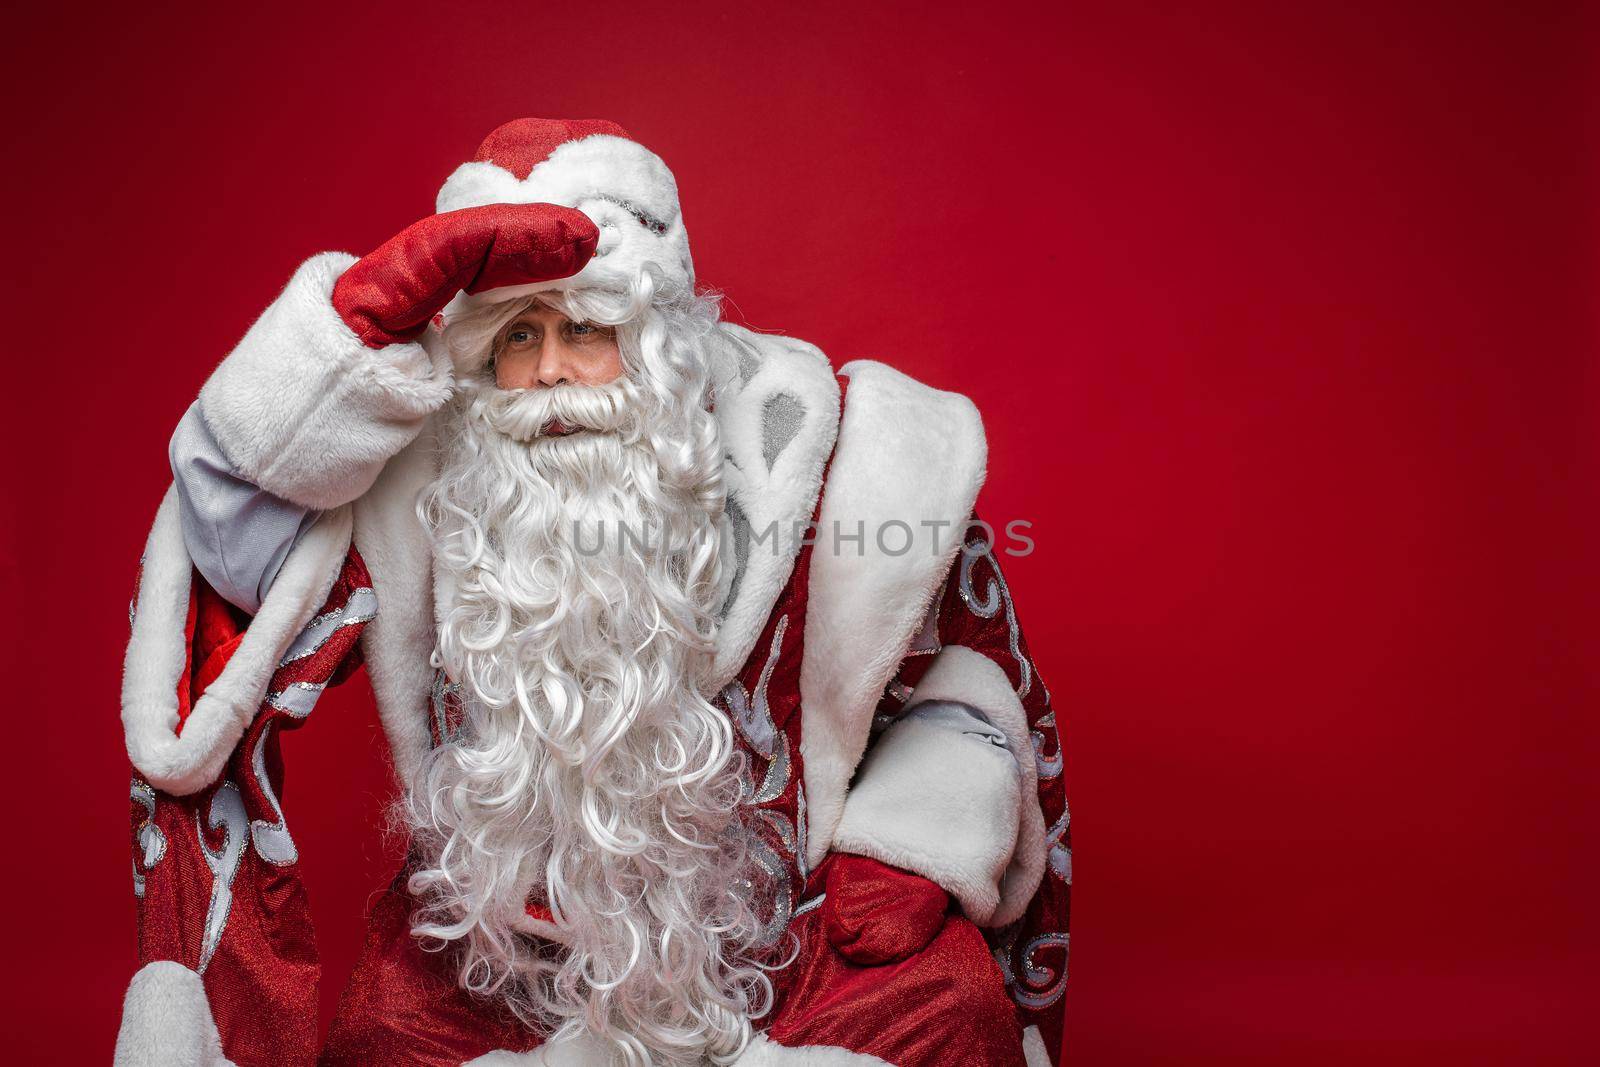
[474,380,635,443]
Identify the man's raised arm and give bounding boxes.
[193,203,597,509]
[167,202,598,611]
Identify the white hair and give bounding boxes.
[407,272,769,1065]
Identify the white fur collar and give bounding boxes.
[798,360,988,867]
[351,423,446,785]
[707,324,840,689]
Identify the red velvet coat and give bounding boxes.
[117,254,1067,1067]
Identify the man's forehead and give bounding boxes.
[507,303,572,321]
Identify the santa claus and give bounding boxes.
[115,119,1068,1067]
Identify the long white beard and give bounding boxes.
[408,356,766,1064]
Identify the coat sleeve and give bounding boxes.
[830,516,1069,1063]
[117,536,377,1066]
[169,400,318,615]
[196,252,454,512]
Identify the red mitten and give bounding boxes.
[331,202,600,347]
[822,854,951,965]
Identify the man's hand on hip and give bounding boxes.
[822,853,951,966]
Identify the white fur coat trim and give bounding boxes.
[437,133,694,305]
[799,360,987,868]
[831,700,1021,925]
[734,1036,890,1066]
[114,961,234,1067]
[350,422,445,786]
[466,1033,888,1066]
[884,645,1046,927]
[1023,1025,1053,1067]
[122,488,353,796]
[198,252,454,511]
[708,324,840,690]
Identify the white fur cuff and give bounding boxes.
[903,645,1048,928]
[123,490,354,796]
[832,702,1021,925]
[114,961,234,1067]
[198,252,453,510]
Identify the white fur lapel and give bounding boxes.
[351,421,445,786]
[708,324,840,690]
[122,488,353,796]
[799,360,988,868]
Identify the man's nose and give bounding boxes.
[535,337,574,388]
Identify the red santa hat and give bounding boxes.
[436,117,694,305]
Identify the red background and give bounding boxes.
[3,2,1596,1063]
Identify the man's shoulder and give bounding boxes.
[709,322,986,457]
[834,358,985,460]
[812,354,987,541]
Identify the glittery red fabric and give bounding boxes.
[319,859,1025,1067]
[471,117,632,180]
[821,854,950,965]
[320,874,534,1065]
[130,551,376,1066]
[765,857,1026,1066]
[330,202,599,347]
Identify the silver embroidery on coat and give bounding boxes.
[279,586,378,666]
[249,722,298,866]
[130,779,167,899]
[993,927,1070,1011]
[958,543,1034,699]
[1046,805,1071,884]
[735,340,762,384]
[723,612,806,938]
[726,615,788,760]
[762,393,805,470]
[792,892,826,919]
[265,680,326,719]
[743,831,795,948]
[753,734,791,805]
[756,808,797,855]
[1032,710,1064,780]
[795,783,809,881]
[196,782,248,973]
[1015,933,1070,1009]
[725,615,793,805]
